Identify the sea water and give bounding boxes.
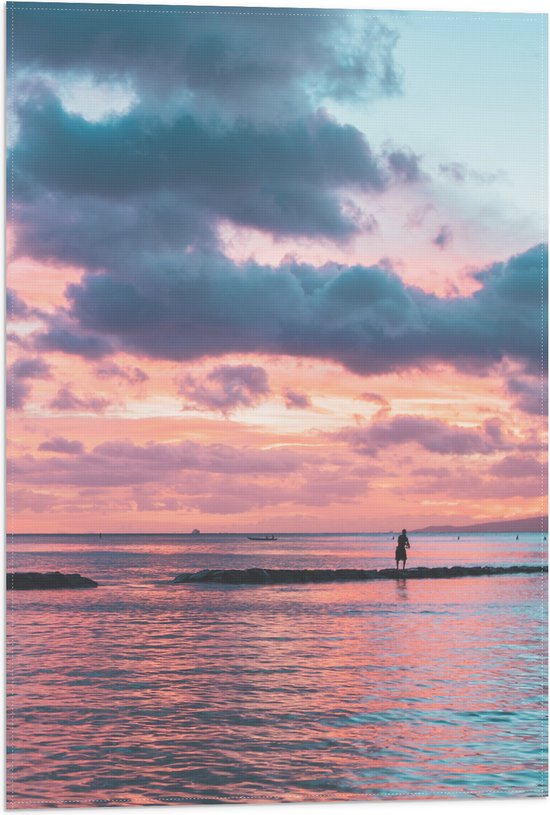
[6,533,548,807]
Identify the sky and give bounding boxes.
[6,2,548,533]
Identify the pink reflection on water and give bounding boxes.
[6,571,547,807]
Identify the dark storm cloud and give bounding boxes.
[13,187,217,271]
[38,244,546,376]
[179,364,270,414]
[10,5,402,118]
[337,415,510,457]
[9,10,416,312]
[11,95,387,241]
[34,324,113,359]
[8,8,546,383]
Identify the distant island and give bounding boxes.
[412,516,548,534]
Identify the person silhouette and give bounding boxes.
[395,529,410,571]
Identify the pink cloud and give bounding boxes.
[506,376,548,416]
[38,436,85,455]
[95,361,148,384]
[12,438,311,489]
[133,468,368,515]
[405,457,547,501]
[490,455,543,479]
[7,356,51,410]
[180,364,270,414]
[283,388,311,409]
[358,391,389,407]
[337,414,511,457]
[48,386,111,414]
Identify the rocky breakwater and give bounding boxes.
[7,572,99,590]
[173,565,547,586]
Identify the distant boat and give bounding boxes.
[191,529,201,536]
[247,535,277,541]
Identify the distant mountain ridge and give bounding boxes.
[412,516,547,534]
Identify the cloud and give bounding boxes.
[10,357,51,380]
[406,464,546,501]
[8,15,409,312]
[489,455,543,479]
[358,392,390,407]
[6,332,30,349]
[282,389,312,410]
[38,436,85,455]
[432,224,453,250]
[11,95,387,243]
[10,437,308,488]
[13,187,216,272]
[385,148,424,183]
[410,466,450,478]
[10,8,401,120]
[7,13,547,382]
[180,364,270,414]
[175,472,366,515]
[34,323,113,359]
[337,414,511,457]
[506,376,548,416]
[404,203,436,230]
[48,386,111,414]
[439,162,504,185]
[6,288,29,318]
[7,379,30,411]
[6,356,51,410]
[439,162,467,182]
[10,488,60,513]
[40,243,547,377]
[95,361,148,384]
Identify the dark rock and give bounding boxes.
[172,564,547,586]
[186,570,222,583]
[173,573,192,583]
[7,572,98,590]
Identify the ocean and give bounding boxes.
[6,532,548,807]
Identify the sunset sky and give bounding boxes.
[6,3,548,532]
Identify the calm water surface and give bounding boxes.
[6,533,548,807]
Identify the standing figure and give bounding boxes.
[395,529,410,570]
